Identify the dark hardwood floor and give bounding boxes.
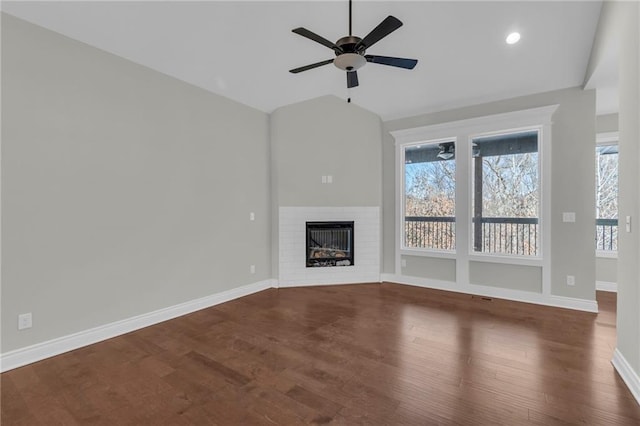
[2,283,640,425]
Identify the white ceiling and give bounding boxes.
[2,1,604,120]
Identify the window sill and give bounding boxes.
[468,253,543,267]
[596,251,618,259]
[400,249,456,259]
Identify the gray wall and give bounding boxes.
[383,87,596,301]
[270,95,382,207]
[586,0,640,377]
[616,0,640,379]
[401,256,455,282]
[597,113,619,133]
[615,2,640,377]
[469,262,542,293]
[1,14,272,353]
[596,257,617,283]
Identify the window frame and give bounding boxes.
[400,138,458,255]
[595,131,619,258]
[391,106,557,288]
[468,127,542,259]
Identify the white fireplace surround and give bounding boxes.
[279,207,380,287]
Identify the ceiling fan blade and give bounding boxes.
[289,59,335,74]
[347,70,359,88]
[292,27,343,54]
[365,55,418,69]
[355,16,403,50]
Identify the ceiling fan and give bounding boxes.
[289,0,418,89]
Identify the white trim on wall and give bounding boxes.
[596,250,618,258]
[0,279,277,373]
[596,131,620,145]
[380,273,598,313]
[390,106,560,142]
[612,348,640,405]
[1,275,603,373]
[596,280,618,292]
[390,105,559,302]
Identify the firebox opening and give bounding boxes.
[306,221,354,267]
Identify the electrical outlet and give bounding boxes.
[18,313,32,330]
[562,212,576,223]
[249,212,255,221]
[250,265,256,274]
[566,275,575,286]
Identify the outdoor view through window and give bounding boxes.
[404,141,456,251]
[403,130,540,257]
[471,131,539,256]
[595,143,618,252]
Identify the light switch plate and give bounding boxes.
[562,212,576,223]
[18,313,32,330]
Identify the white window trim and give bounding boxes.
[400,138,457,256]
[467,126,543,261]
[400,248,457,259]
[597,131,619,145]
[391,105,558,296]
[596,250,618,259]
[595,131,619,256]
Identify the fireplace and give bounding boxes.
[306,221,354,267]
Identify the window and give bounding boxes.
[595,137,618,252]
[392,105,556,268]
[471,130,540,256]
[403,141,456,251]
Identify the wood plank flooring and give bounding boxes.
[2,283,640,425]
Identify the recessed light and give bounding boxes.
[506,32,521,45]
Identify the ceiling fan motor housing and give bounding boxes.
[334,36,366,71]
[336,36,365,53]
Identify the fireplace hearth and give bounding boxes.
[306,221,354,267]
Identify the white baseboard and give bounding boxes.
[380,273,598,313]
[0,279,276,373]
[0,275,600,373]
[278,275,381,288]
[612,348,640,405]
[596,280,618,292]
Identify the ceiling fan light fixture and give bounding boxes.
[334,53,367,71]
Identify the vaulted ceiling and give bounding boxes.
[2,1,604,120]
